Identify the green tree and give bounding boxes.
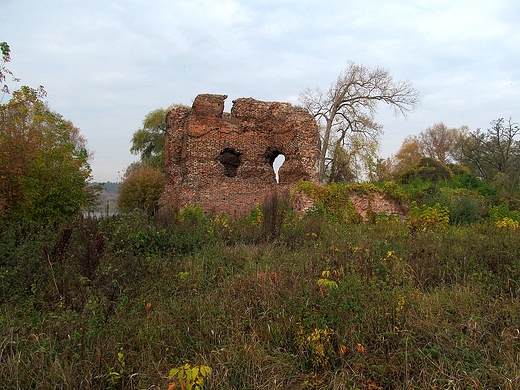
[130,104,188,171]
[370,157,394,183]
[117,165,165,215]
[1,41,13,99]
[0,86,92,223]
[299,61,419,182]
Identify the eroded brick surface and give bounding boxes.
[160,94,318,217]
[349,193,408,221]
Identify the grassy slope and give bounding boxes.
[1,212,520,389]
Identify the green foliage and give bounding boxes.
[397,177,433,203]
[450,169,498,200]
[168,363,212,390]
[296,325,336,372]
[130,104,189,171]
[495,217,519,230]
[422,187,485,225]
[381,180,408,203]
[488,203,520,222]
[84,182,105,214]
[117,165,165,215]
[408,201,450,230]
[325,133,380,182]
[449,193,484,225]
[317,270,339,298]
[0,86,91,223]
[295,180,408,224]
[1,41,13,97]
[106,347,128,387]
[206,213,232,242]
[245,203,263,227]
[459,118,520,188]
[3,203,520,388]
[398,157,452,184]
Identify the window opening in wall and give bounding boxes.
[218,148,242,177]
[273,154,285,183]
[265,149,285,183]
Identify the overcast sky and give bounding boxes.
[3,0,519,182]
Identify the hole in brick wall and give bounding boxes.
[273,154,285,183]
[218,148,242,177]
[224,99,232,113]
[265,149,285,183]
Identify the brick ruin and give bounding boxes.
[159,94,319,218]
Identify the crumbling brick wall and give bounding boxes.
[160,94,319,218]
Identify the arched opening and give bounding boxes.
[218,148,242,177]
[273,154,285,183]
[264,149,285,183]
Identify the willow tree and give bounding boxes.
[300,61,419,182]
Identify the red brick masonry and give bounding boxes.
[159,94,319,217]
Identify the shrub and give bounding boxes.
[449,193,484,225]
[495,217,519,229]
[408,201,450,231]
[117,165,165,215]
[398,157,452,184]
[488,203,520,222]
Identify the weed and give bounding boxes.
[3,209,520,388]
[168,363,211,390]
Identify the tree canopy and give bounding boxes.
[418,122,462,165]
[0,85,92,223]
[457,118,520,196]
[459,118,520,181]
[392,124,467,177]
[130,104,188,172]
[300,61,419,182]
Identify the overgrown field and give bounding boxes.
[1,204,520,389]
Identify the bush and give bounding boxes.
[3,205,520,389]
[408,201,450,231]
[488,203,520,222]
[117,165,165,215]
[449,193,484,225]
[398,157,452,184]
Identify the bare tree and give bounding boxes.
[459,118,520,185]
[299,61,419,182]
[326,132,379,183]
[418,122,461,164]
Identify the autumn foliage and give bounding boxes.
[0,86,91,222]
[117,165,165,215]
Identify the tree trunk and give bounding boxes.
[317,114,335,182]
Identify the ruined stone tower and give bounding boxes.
[159,94,318,217]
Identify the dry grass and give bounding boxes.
[1,211,520,389]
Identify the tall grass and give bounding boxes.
[1,207,520,389]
